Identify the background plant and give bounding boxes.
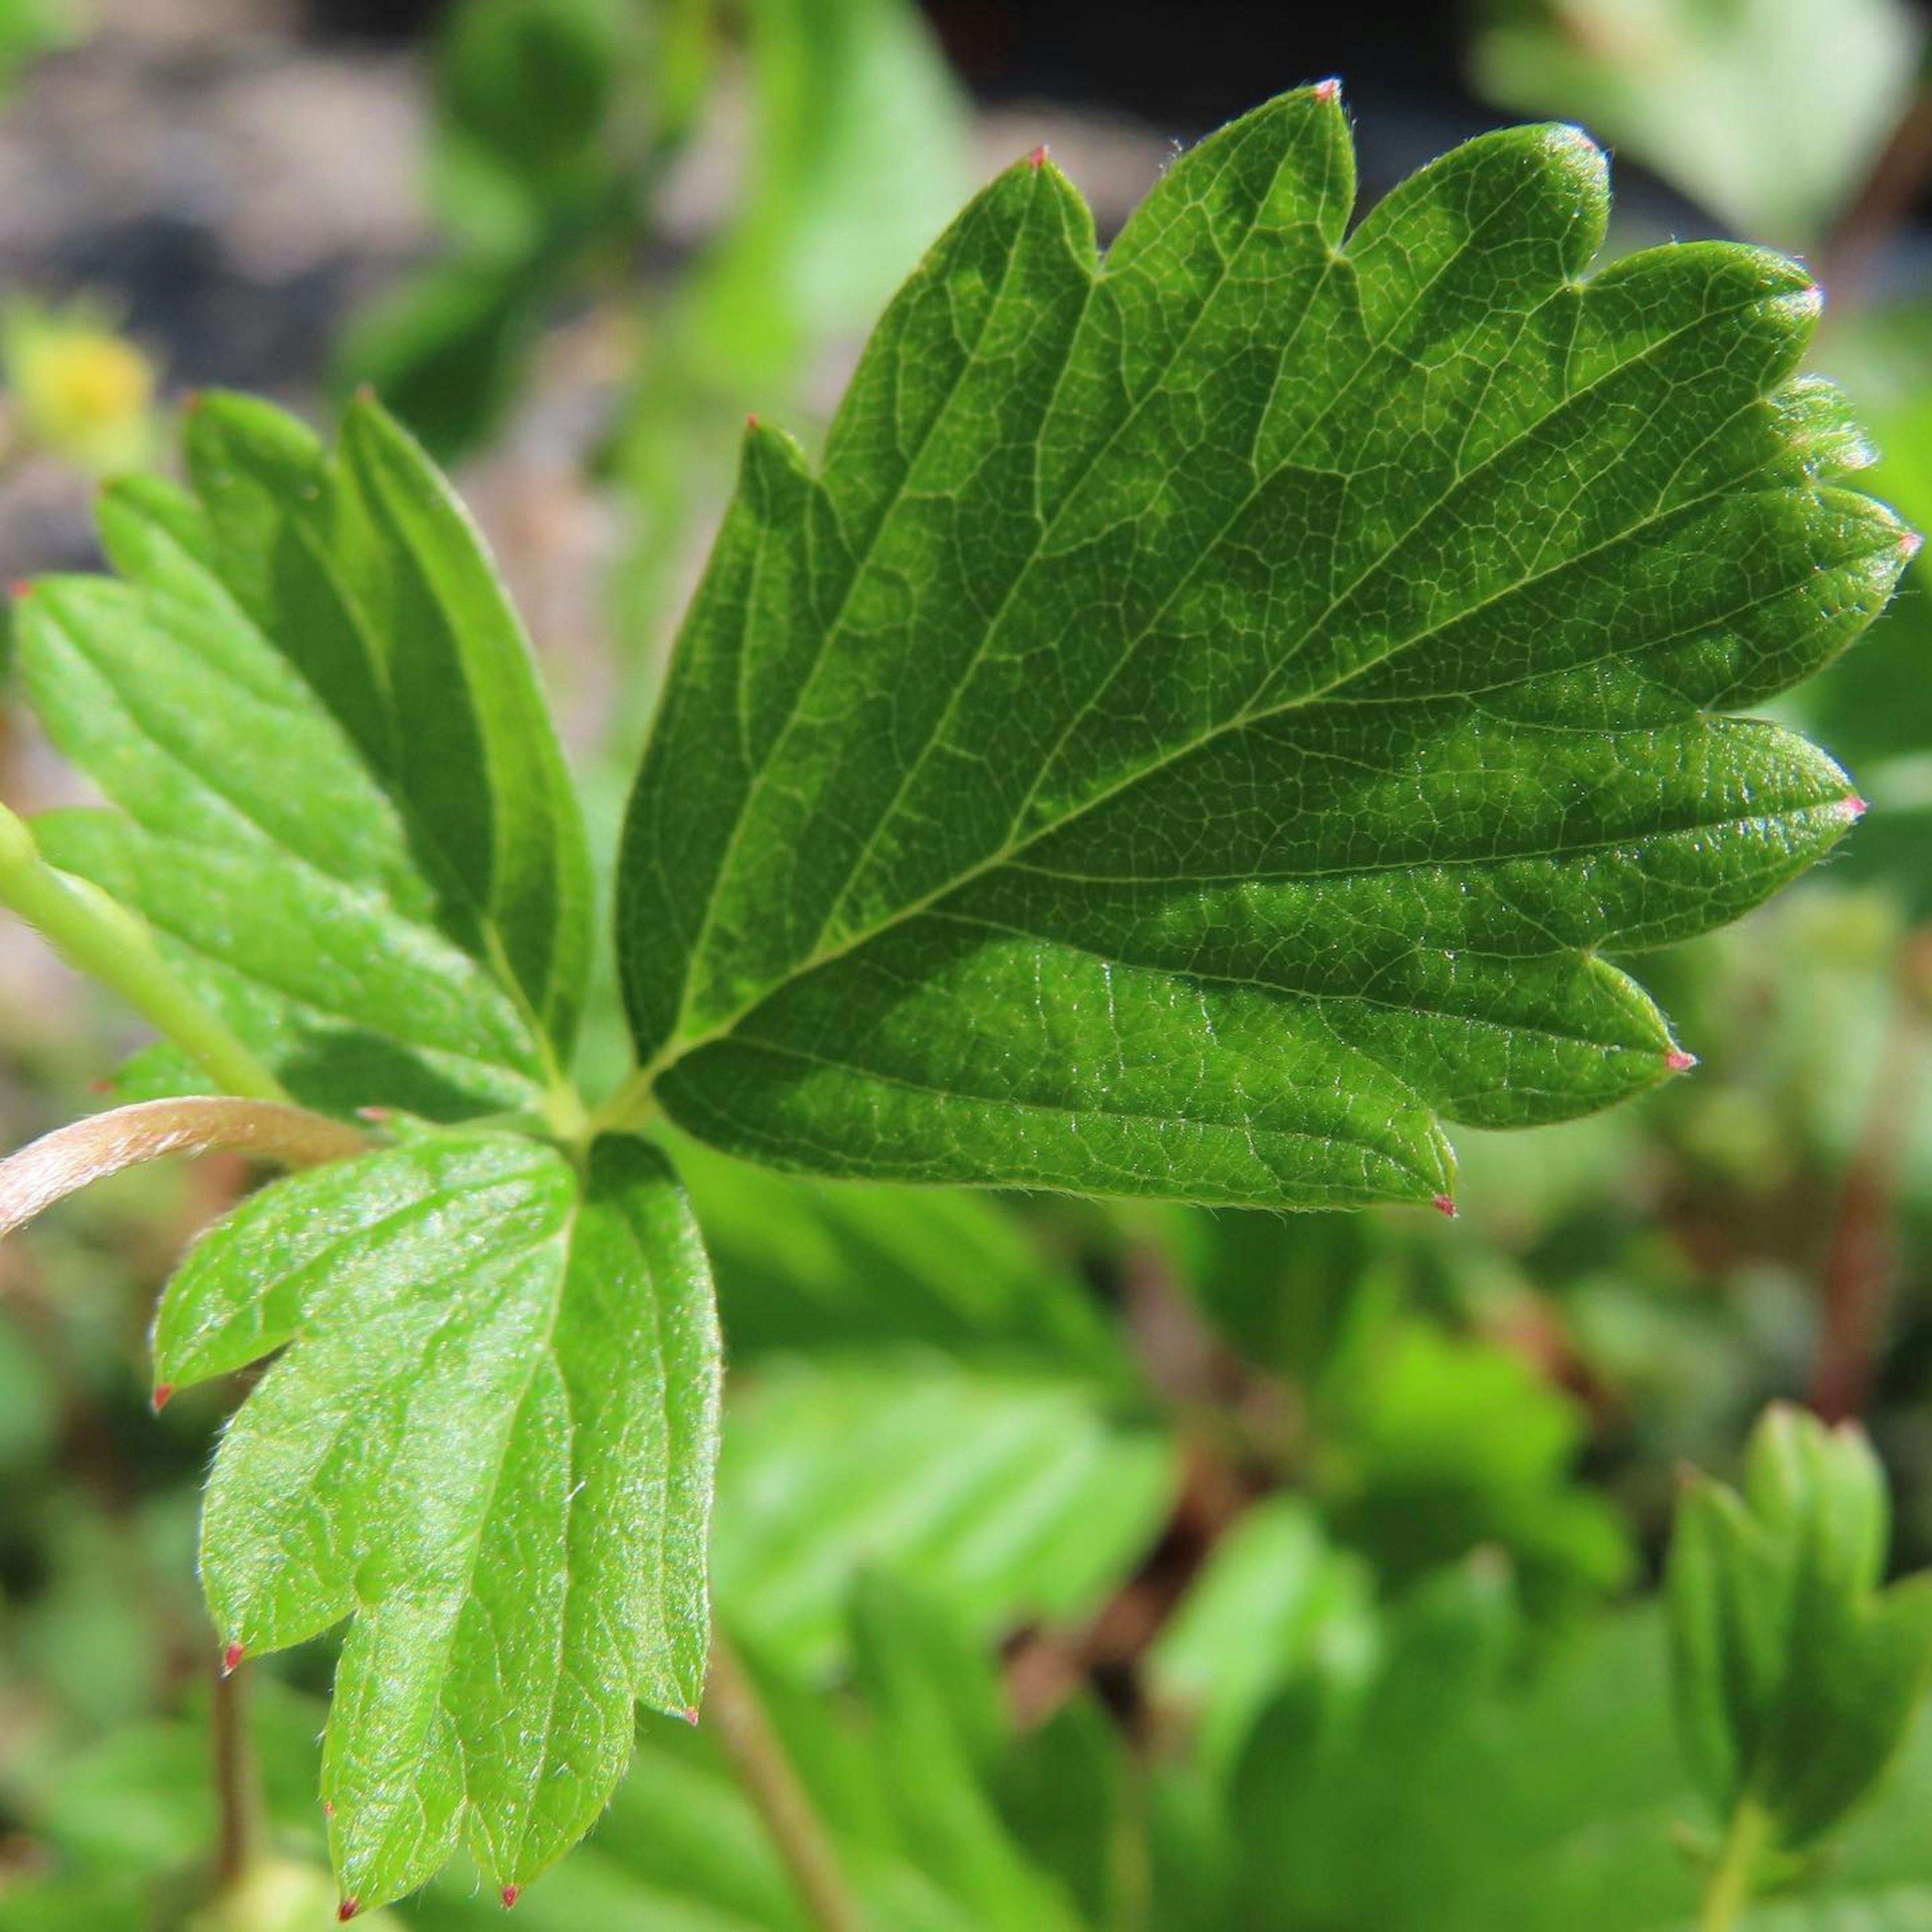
[3,6,1932,1931]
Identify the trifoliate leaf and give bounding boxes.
[17,392,592,1121]
[617,85,1906,1210]
[150,1132,720,1912]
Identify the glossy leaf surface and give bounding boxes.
[620,86,1903,1209]
[151,1131,720,1911]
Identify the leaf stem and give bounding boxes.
[210,1651,262,1888]
[581,1066,658,1144]
[705,1631,861,1932]
[0,1097,367,1241]
[0,803,290,1104]
[1699,1799,1770,1932]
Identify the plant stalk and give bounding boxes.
[210,1652,262,1888]
[1699,1799,1770,1932]
[0,1097,366,1242]
[0,803,289,1104]
[705,1631,861,1932]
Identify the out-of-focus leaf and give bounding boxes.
[676,1136,1120,1374]
[1471,0,1924,248]
[847,1575,1086,1930]
[0,0,72,100]
[678,0,973,388]
[1223,1578,1932,1930]
[1150,1498,1376,1779]
[1320,1321,1634,1615]
[1161,1206,1406,1384]
[331,259,556,469]
[1669,1403,1932,1857]
[434,0,632,252]
[709,1355,1174,1674]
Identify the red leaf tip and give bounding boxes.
[151,1384,173,1414]
[1665,1049,1697,1073]
[338,1902,360,1923]
[1027,144,1048,170]
[682,1705,701,1727]
[1838,794,1869,823]
[220,1640,244,1676]
[1313,77,1341,102]
[1431,1194,1458,1219]
[322,1798,335,1816]
[354,1104,390,1123]
[502,1885,520,1908]
[745,412,759,431]
[8,580,31,601]
[1901,528,1924,561]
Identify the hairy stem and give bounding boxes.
[1699,1799,1769,1932]
[705,1632,860,1932]
[0,803,289,1103]
[211,1653,262,1888]
[0,1097,366,1242]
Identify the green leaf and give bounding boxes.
[1322,1319,1635,1615]
[678,0,973,388]
[1149,1497,1376,1780]
[150,1131,720,1912]
[1667,1402,1932,1856]
[618,86,1904,1210]
[709,1354,1173,1674]
[843,1574,1087,1930]
[16,393,593,1119]
[674,1134,1122,1373]
[433,0,629,251]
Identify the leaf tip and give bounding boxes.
[745,412,760,432]
[681,1704,701,1726]
[1026,143,1048,170]
[220,1640,244,1676]
[1431,1193,1458,1219]
[322,1798,335,1816]
[1665,1049,1697,1073]
[1901,527,1924,564]
[1838,794,1869,824]
[1312,77,1341,103]
[151,1383,173,1414]
[337,1901,360,1923]
[7,580,30,602]
[502,1885,520,1908]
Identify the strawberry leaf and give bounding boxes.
[151,1131,720,1911]
[17,392,592,1120]
[618,87,1906,1209]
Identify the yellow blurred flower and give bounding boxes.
[4,299,159,475]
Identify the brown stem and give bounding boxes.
[705,1632,860,1932]
[0,1096,366,1243]
[210,1654,261,1887]
[1816,73,1932,310]
[1809,937,1929,1422]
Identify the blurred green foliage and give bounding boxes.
[16,0,1932,1926]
